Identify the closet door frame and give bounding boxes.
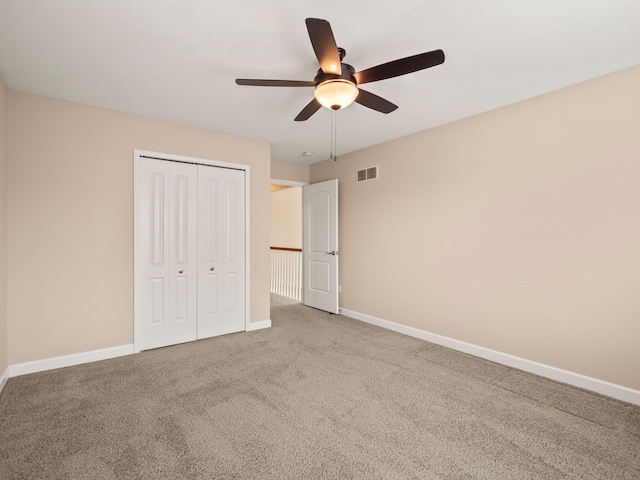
[133,149,251,353]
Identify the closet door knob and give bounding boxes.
[178,269,183,274]
[210,267,215,271]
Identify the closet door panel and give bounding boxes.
[222,174,245,318]
[198,166,245,338]
[138,159,198,350]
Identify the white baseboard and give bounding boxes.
[340,308,640,406]
[6,323,272,380]
[0,366,9,395]
[246,319,272,332]
[9,344,134,378]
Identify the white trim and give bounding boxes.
[136,149,251,171]
[245,167,251,332]
[9,344,134,377]
[270,178,308,187]
[0,366,9,395]
[133,151,142,353]
[133,149,251,353]
[340,308,640,406]
[245,319,272,332]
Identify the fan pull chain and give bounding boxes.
[331,109,338,161]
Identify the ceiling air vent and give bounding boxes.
[356,165,379,183]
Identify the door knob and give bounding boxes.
[210,267,215,271]
[178,269,183,274]
[325,251,337,255]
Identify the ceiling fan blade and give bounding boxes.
[294,98,322,122]
[355,89,398,114]
[236,79,315,87]
[354,49,445,85]
[305,18,342,76]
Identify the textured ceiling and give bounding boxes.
[1,1,639,164]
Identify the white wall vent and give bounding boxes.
[356,165,379,183]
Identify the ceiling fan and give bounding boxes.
[236,18,445,121]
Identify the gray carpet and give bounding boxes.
[1,294,639,479]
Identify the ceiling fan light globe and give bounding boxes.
[314,79,358,110]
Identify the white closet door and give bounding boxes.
[197,165,246,338]
[138,159,198,350]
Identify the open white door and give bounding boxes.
[303,179,338,313]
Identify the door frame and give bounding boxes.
[270,179,308,188]
[269,178,339,313]
[269,178,308,304]
[133,149,251,353]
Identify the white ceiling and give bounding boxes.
[1,1,639,164]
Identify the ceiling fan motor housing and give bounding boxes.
[314,63,357,86]
[314,63,358,110]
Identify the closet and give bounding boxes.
[135,154,246,351]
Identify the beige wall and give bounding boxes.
[0,75,7,376]
[271,159,310,184]
[271,187,302,249]
[7,91,271,365]
[311,65,640,390]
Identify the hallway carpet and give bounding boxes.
[1,295,639,479]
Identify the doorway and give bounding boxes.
[270,180,305,301]
[270,178,339,313]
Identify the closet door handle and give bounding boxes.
[210,267,215,271]
[178,269,184,274]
